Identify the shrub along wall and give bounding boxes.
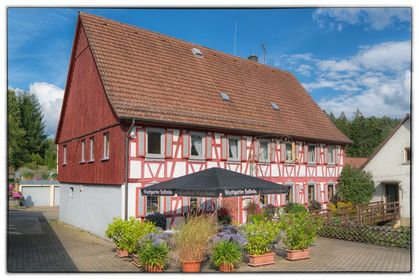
[318,223,411,249]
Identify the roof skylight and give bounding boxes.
[271,102,280,110]
[192,48,203,57]
[220,92,230,101]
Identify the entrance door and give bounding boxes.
[385,184,399,213]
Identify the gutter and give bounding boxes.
[124,119,136,220]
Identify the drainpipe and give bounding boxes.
[125,119,136,220]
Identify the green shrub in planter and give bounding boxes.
[145,212,167,230]
[279,211,324,250]
[243,219,281,256]
[105,218,129,251]
[211,240,242,269]
[105,217,157,254]
[284,203,307,213]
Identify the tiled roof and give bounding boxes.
[345,157,369,169]
[79,12,351,144]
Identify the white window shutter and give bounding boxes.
[241,137,247,161]
[221,136,228,160]
[165,130,173,158]
[270,142,275,162]
[206,134,212,159]
[280,143,286,162]
[137,128,145,156]
[182,131,190,158]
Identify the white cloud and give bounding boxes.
[279,40,411,118]
[313,8,411,31]
[29,82,64,137]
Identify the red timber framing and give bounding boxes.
[130,123,346,224]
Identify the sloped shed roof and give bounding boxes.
[79,12,351,144]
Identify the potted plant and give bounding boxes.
[280,211,324,261]
[210,226,247,272]
[243,219,281,267]
[137,231,171,272]
[174,214,217,272]
[105,218,129,257]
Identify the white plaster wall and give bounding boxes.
[59,184,122,237]
[363,119,410,220]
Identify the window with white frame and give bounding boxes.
[81,139,86,163]
[228,137,239,160]
[103,133,110,160]
[404,148,411,164]
[285,183,293,203]
[308,183,315,202]
[63,145,67,165]
[327,145,335,164]
[260,194,269,205]
[259,140,269,162]
[308,144,316,164]
[190,197,198,211]
[146,196,159,214]
[285,143,294,162]
[328,183,334,201]
[89,137,94,162]
[190,133,204,159]
[146,128,164,158]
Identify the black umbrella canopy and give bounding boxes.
[141,167,288,197]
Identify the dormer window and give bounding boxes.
[192,47,203,57]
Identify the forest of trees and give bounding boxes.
[327,110,401,158]
[8,89,56,178]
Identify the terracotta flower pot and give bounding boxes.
[286,248,310,261]
[116,248,129,258]
[219,263,235,272]
[247,252,275,267]
[181,260,202,272]
[145,265,164,272]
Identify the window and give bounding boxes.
[228,138,239,160]
[69,186,74,197]
[220,92,230,101]
[259,141,269,162]
[192,47,203,57]
[63,145,67,165]
[285,184,293,203]
[327,145,335,164]
[190,133,204,159]
[103,133,110,160]
[146,129,164,158]
[271,102,280,110]
[308,184,315,202]
[286,143,294,162]
[404,148,411,164]
[80,140,85,163]
[260,195,268,205]
[190,197,198,211]
[89,137,94,162]
[308,144,316,164]
[146,196,159,214]
[328,184,334,201]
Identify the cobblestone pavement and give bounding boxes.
[8,207,411,272]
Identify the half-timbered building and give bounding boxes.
[56,12,351,237]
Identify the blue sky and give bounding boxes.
[8,8,412,136]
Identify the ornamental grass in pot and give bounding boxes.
[279,211,324,261]
[243,218,281,267]
[174,214,218,272]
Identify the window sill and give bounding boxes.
[227,159,241,163]
[402,162,411,165]
[145,156,164,162]
[307,162,316,166]
[101,158,110,162]
[79,161,86,164]
[258,161,271,165]
[87,160,94,163]
[62,163,67,166]
[284,161,295,165]
[189,158,205,162]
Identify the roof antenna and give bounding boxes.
[234,20,238,56]
[261,43,267,64]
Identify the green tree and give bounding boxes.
[18,92,48,166]
[43,138,57,169]
[7,89,25,168]
[337,165,375,204]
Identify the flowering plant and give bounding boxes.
[137,231,170,270]
[211,225,247,247]
[12,191,23,199]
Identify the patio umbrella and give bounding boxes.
[141,167,288,197]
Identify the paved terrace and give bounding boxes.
[7,207,411,272]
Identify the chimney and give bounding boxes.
[248,54,258,62]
